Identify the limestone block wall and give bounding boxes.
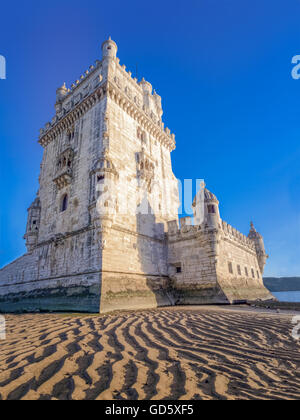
[98,84,180,312]
[0,228,102,312]
[167,225,228,304]
[216,224,273,302]
[38,99,106,243]
[106,96,179,230]
[99,217,171,312]
[167,220,273,304]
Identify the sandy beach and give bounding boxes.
[0,306,299,400]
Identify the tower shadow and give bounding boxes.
[136,193,175,307]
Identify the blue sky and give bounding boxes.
[1,0,300,276]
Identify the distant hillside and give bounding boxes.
[263,277,300,292]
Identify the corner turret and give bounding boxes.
[101,37,118,59]
[248,222,268,274]
[192,185,221,230]
[23,197,41,252]
[55,83,68,113]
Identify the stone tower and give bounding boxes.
[0,38,273,313]
[0,38,180,312]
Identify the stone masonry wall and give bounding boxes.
[216,224,273,302]
[168,225,228,304]
[0,228,102,312]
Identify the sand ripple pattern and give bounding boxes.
[0,306,299,400]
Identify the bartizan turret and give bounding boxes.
[101,37,118,76]
[101,36,118,59]
[192,186,221,262]
[23,196,41,252]
[55,83,68,113]
[248,222,268,274]
[193,186,221,230]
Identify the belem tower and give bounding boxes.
[0,38,274,313]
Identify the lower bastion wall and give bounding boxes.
[0,229,102,313]
[99,225,174,313]
[216,226,273,302]
[167,224,229,304]
[0,220,274,313]
[167,221,273,304]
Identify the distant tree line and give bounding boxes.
[263,277,300,292]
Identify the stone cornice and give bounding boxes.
[111,224,166,244]
[38,82,107,148]
[38,79,176,151]
[106,79,175,151]
[35,225,93,248]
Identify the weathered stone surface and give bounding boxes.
[0,38,274,313]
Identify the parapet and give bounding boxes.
[221,220,256,251]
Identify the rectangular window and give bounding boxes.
[237,265,241,276]
[176,265,182,274]
[207,205,215,214]
[228,262,233,274]
[257,270,260,279]
[245,267,248,277]
[251,269,255,278]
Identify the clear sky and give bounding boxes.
[1,0,300,276]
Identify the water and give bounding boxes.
[273,291,300,302]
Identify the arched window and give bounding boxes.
[61,194,68,212]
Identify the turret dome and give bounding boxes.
[192,187,218,208]
[101,37,118,59]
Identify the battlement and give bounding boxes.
[38,39,175,149]
[167,218,215,242]
[221,220,255,250]
[167,217,256,252]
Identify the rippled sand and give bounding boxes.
[0,306,299,400]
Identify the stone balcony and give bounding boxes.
[53,167,73,189]
[53,147,74,189]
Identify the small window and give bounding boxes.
[237,265,241,276]
[61,194,68,212]
[207,205,215,214]
[228,262,233,274]
[176,266,182,273]
[245,267,248,277]
[257,270,260,278]
[251,268,255,278]
[97,175,105,182]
